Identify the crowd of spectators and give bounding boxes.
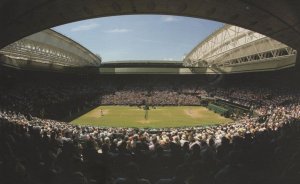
[1,74,300,183]
[0,76,209,119]
[100,89,201,106]
[0,80,101,119]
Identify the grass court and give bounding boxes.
[71,106,232,128]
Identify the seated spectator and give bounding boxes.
[114,162,151,184]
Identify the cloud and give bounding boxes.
[161,16,180,22]
[163,58,174,61]
[71,23,99,32]
[106,28,131,33]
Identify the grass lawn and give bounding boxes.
[71,106,232,128]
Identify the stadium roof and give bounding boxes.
[0,29,101,70]
[0,23,296,74]
[183,24,296,72]
[0,0,299,73]
[101,60,182,67]
[1,0,300,53]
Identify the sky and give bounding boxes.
[53,15,223,62]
